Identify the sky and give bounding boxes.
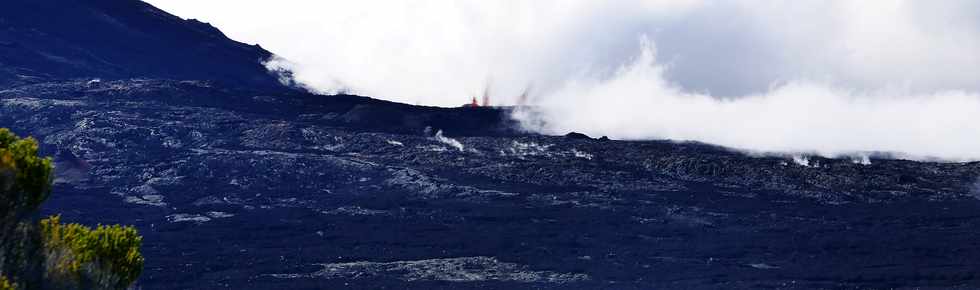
[147,0,980,161]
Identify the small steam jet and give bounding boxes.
[461,84,533,108]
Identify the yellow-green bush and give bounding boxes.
[1,128,143,289]
[0,276,15,290]
[0,128,53,212]
[40,216,144,289]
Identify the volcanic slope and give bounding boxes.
[0,0,286,90]
[2,80,980,289]
[4,0,980,289]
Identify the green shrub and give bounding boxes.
[40,216,144,289]
[0,128,53,212]
[0,276,15,290]
[1,128,143,289]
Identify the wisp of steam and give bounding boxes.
[149,0,980,160]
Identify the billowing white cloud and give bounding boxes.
[145,0,704,104]
[147,0,980,160]
[515,42,980,160]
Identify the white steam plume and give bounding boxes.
[147,0,980,160]
[514,42,980,160]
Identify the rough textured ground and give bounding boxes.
[3,80,980,289]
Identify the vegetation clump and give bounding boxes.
[0,128,143,290]
[40,216,143,289]
[0,128,53,215]
[0,276,15,290]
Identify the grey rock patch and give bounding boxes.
[322,206,387,216]
[268,256,588,284]
[748,263,781,270]
[384,168,515,201]
[124,194,167,207]
[205,211,235,219]
[571,149,594,160]
[132,184,159,195]
[166,213,211,223]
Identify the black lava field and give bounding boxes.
[3,0,980,289]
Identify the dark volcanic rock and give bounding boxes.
[4,1,980,289]
[564,132,593,140]
[0,0,286,90]
[2,80,980,289]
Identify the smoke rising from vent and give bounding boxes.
[148,0,980,160]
